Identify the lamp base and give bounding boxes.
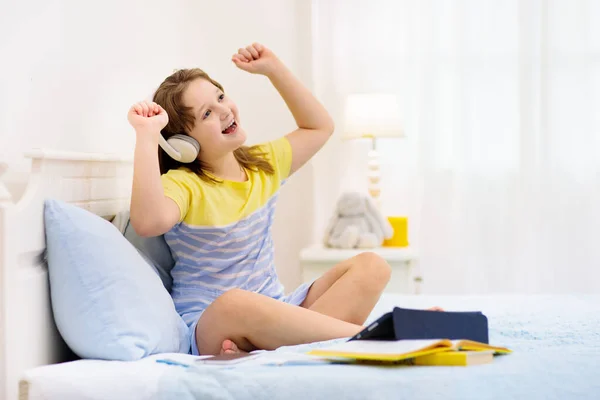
[367,138,381,210]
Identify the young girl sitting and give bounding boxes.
[128,43,436,356]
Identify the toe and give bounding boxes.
[220,339,240,354]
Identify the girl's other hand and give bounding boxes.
[232,43,282,77]
[127,100,168,139]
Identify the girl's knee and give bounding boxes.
[210,288,277,328]
[220,287,249,300]
[212,288,252,315]
[354,252,392,288]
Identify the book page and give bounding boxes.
[314,339,450,356]
[451,340,511,353]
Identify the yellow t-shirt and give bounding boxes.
[161,136,292,227]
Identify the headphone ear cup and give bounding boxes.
[166,134,200,163]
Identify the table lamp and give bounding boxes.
[0,163,10,201]
[342,93,404,209]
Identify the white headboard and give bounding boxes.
[0,150,133,400]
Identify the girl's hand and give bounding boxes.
[232,43,282,77]
[127,100,168,138]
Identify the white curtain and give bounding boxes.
[310,0,600,294]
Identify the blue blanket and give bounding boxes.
[157,294,600,399]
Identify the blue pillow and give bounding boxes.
[122,219,174,292]
[44,199,190,360]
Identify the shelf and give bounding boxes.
[299,244,416,264]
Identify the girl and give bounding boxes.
[128,43,410,356]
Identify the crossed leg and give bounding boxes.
[300,251,392,325]
[196,251,393,355]
[195,288,364,355]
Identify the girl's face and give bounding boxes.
[182,78,246,159]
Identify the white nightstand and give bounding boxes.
[299,245,421,294]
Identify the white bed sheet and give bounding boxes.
[20,293,600,400]
[19,353,201,400]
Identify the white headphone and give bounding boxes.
[158,134,200,163]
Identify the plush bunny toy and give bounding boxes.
[323,192,394,249]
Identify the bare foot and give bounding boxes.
[220,339,246,355]
[428,306,444,311]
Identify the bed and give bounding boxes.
[1,150,599,400]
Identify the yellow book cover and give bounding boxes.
[308,339,511,363]
[406,350,495,366]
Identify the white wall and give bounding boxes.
[0,0,314,291]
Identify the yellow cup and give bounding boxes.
[383,216,409,247]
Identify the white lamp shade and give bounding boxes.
[342,93,404,139]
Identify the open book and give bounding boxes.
[308,339,511,364]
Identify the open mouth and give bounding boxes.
[222,120,238,135]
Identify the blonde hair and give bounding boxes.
[152,68,274,182]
